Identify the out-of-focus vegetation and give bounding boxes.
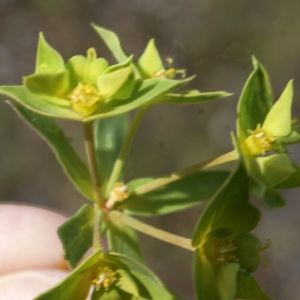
[1,1,300,299]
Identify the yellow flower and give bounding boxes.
[242,124,276,156]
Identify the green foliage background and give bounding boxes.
[0,1,300,299]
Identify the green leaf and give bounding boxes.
[0,86,82,120]
[251,181,286,209]
[237,57,273,141]
[66,53,109,85]
[107,253,181,300]
[192,162,260,247]
[234,233,261,272]
[35,32,65,73]
[7,101,94,200]
[34,250,103,300]
[137,39,164,78]
[236,272,271,299]
[84,77,194,122]
[263,80,293,137]
[97,57,135,99]
[94,114,129,187]
[24,70,70,98]
[92,24,128,63]
[162,90,232,105]
[121,170,229,216]
[256,154,297,188]
[57,204,94,268]
[194,248,239,300]
[106,217,144,263]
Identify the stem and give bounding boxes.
[109,211,195,251]
[106,108,147,196]
[93,204,102,252]
[82,121,105,204]
[134,149,238,195]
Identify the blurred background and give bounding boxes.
[1,0,300,299]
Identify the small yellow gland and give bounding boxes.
[92,266,117,291]
[68,82,102,116]
[242,124,276,156]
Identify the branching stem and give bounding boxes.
[109,210,195,251]
[134,149,238,195]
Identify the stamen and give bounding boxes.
[92,266,117,291]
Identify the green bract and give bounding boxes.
[0,25,231,122]
[234,57,300,208]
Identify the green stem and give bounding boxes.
[83,121,106,205]
[93,204,102,252]
[106,108,147,196]
[109,210,194,251]
[134,149,238,195]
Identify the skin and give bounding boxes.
[0,204,70,299]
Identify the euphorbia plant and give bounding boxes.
[1,24,300,299]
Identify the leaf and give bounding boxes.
[121,170,229,216]
[1,76,193,122]
[192,162,260,247]
[237,57,273,141]
[35,32,65,73]
[234,233,261,272]
[263,80,293,137]
[236,272,271,299]
[7,101,94,200]
[1,86,82,120]
[92,24,128,63]
[256,154,297,188]
[84,76,194,122]
[107,253,181,300]
[251,181,286,209]
[162,90,232,105]
[194,248,239,300]
[106,217,144,263]
[137,39,164,78]
[94,114,129,187]
[34,250,103,300]
[57,204,94,268]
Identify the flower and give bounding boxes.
[235,58,300,208]
[23,35,136,117]
[137,39,186,79]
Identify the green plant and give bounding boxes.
[1,24,300,299]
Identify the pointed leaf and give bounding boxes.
[137,39,164,78]
[36,33,65,73]
[94,114,129,186]
[58,204,94,268]
[121,170,229,216]
[263,80,293,136]
[7,101,94,200]
[162,90,232,105]
[236,272,271,299]
[237,57,273,140]
[92,24,128,63]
